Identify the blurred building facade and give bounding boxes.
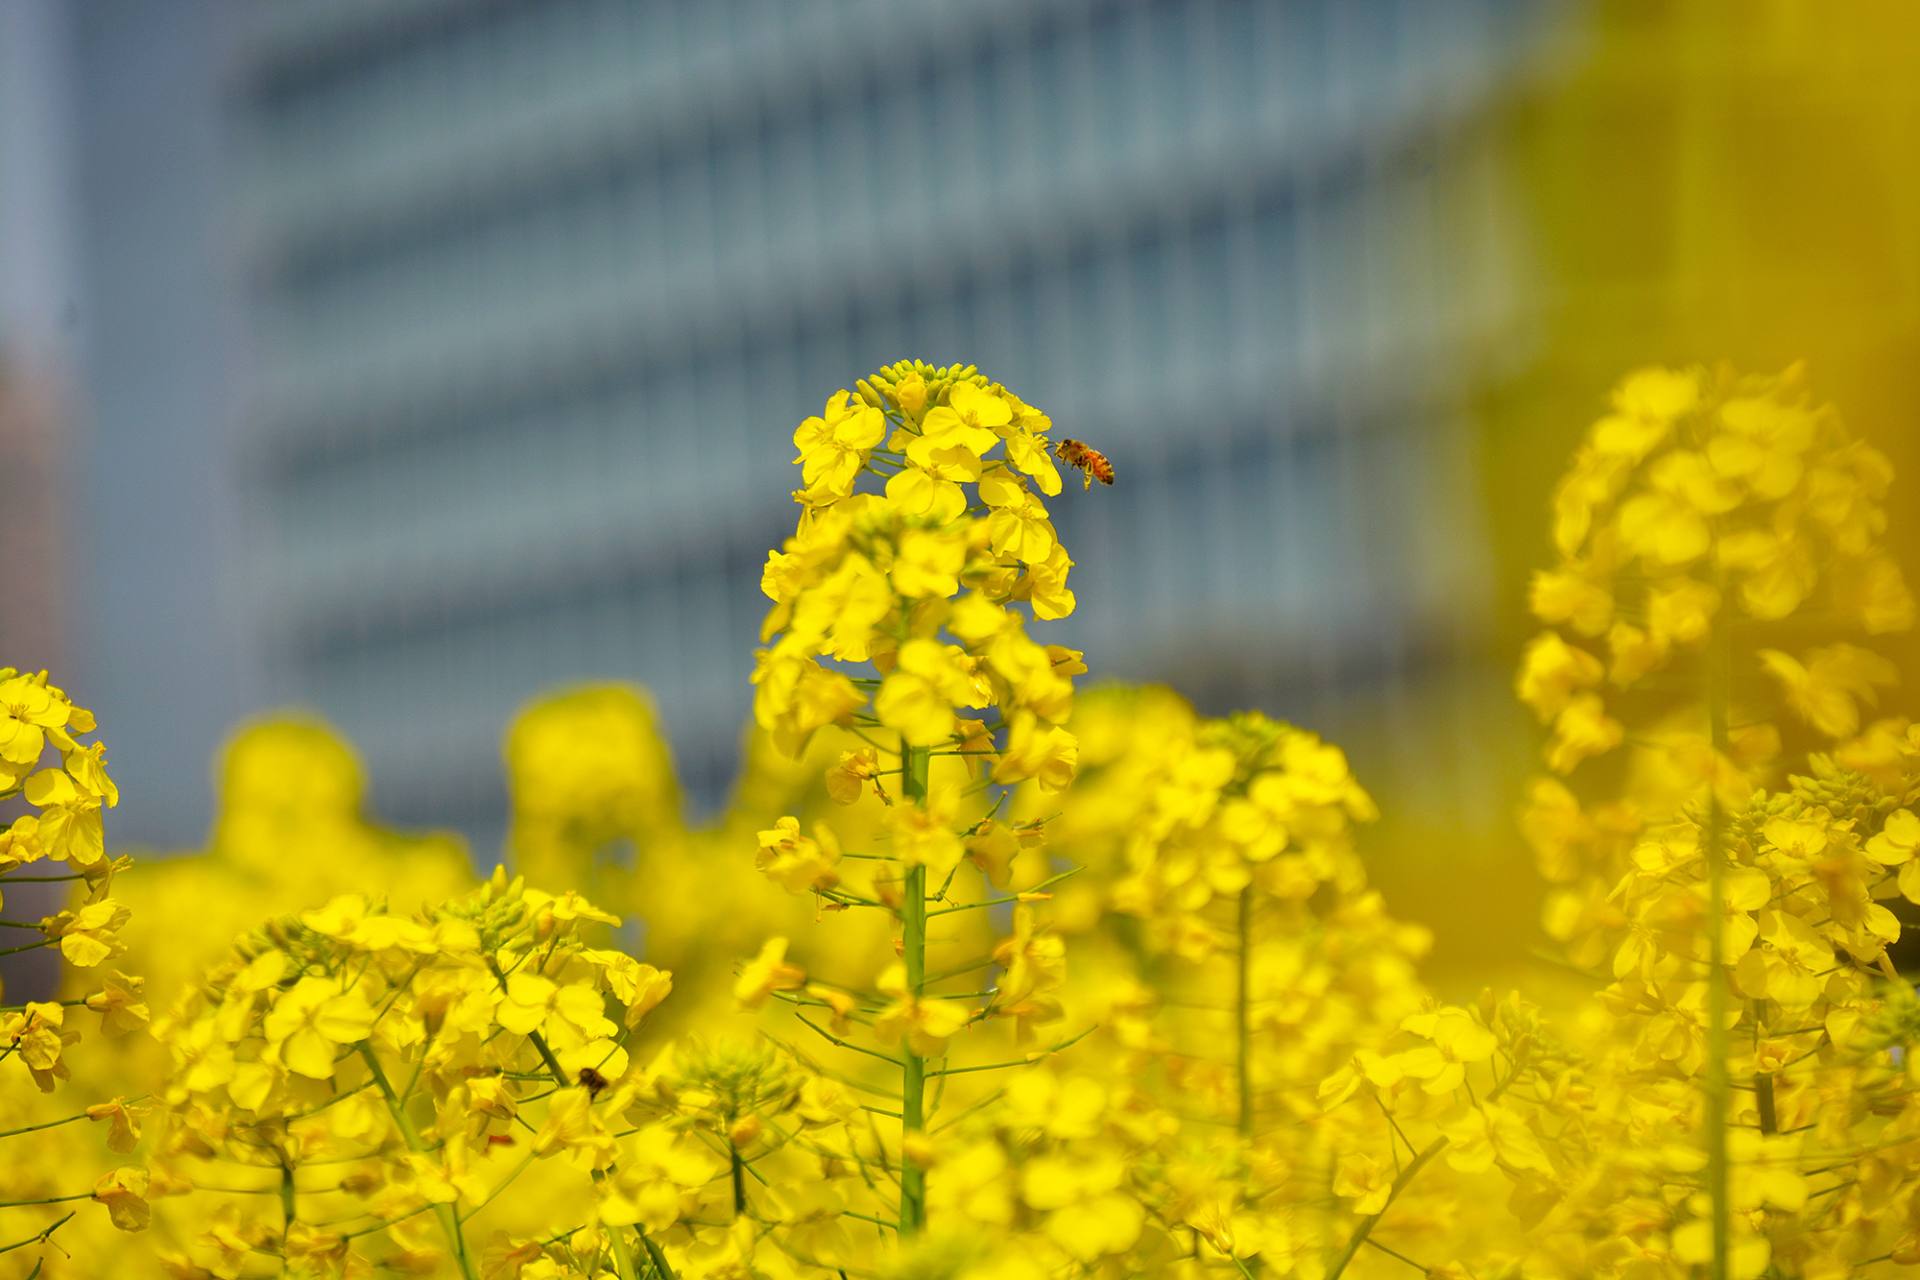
[40,0,1567,851]
[0,362,67,671]
[0,1,78,674]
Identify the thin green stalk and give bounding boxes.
[1236,887,1261,1276]
[279,1161,296,1235]
[1753,998,1778,1136]
[516,1025,677,1280]
[1363,1235,1433,1274]
[639,1232,676,1278]
[1236,887,1254,1139]
[1703,580,1732,1280]
[924,1025,1095,1076]
[0,1210,74,1257]
[357,1044,478,1280]
[607,1224,641,1280]
[342,1202,435,1240]
[1326,1138,1447,1280]
[899,742,931,1236]
[1327,1042,1527,1278]
[0,1111,88,1142]
[925,866,1083,916]
[460,1149,537,1224]
[0,1194,90,1210]
[1754,1073,1778,1134]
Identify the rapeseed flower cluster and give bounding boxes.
[751,362,1089,1243]
[0,671,150,1266]
[1477,366,1920,1278]
[1014,694,1444,1275]
[9,359,1920,1280]
[504,687,681,900]
[151,872,675,1279]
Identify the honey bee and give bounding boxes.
[577,1066,609,1098]
[1054,438,1115,489]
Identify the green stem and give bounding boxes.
[923,1023,1095,1077]
[0,1194,91,1209]
[1326,1040,1524,1278]
[459,1149,536,1224]
[899,741,931,1237]
[607,1224,641,1280]
[925,866,1083,916]
[1236,887,1254,1140]
[357,1044,477,1280]
[0,1112,88,1142]
[1326,1138,1447,1279]
[0,1210,74,1256]
[279,1160,297,1248]
[1752,994,1778,1136]
[1703,580,1732,1280]
[639,1231,676,1278]
[1236,885,1262,1277]
[514,1022,676,1280]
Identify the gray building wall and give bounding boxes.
[43,0,1564,852]
[61,2,261,848]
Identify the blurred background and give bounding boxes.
[4,0,1919,983]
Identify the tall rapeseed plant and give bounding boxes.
[746,361,1093,1243]
[0,670,149,1267]
[1311,366,1920,1280]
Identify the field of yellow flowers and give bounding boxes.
[4,359,1919,1279]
